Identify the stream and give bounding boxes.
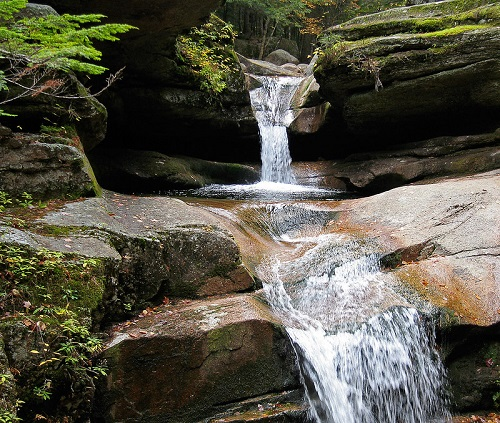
[178,75,452,422]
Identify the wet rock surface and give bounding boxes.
[330,171,500,327]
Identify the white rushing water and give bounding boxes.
[249,203,451,423]
[249,76,303,184]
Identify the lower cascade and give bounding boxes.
[249,75,303,184]
[232,203,452,423]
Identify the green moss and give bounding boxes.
[82,152,102,198]
[419,24,489,37]
[207,324,244,353]
[36,225,81,237]
[321,0,499,44]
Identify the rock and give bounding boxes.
[290,74,322,109]
[325,172,500,411]
[293,130,500,193]
[238,54,302,77]
[406,0,441,5]
[331,171,500,328]
[289,103,331,135]
[0,132,100,200]
[42,0,258,162]
[87,148,260,192]
[1,192,257,322]
[265,49,300,66]
[15,3,58,18]
[287,73,331,135]
[0,125,12,138]
[36,193,257,320]
[314,0,500,148]
[94,294,301,422]
[446,327,500,411]
[281,63,302,73]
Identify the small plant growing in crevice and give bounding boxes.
[348,52,383,91]
[0,191,35,211]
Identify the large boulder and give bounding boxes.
[293,129,500,193]
[1,193,256,323]
[0,127,100,200]
[87,148,259,192]
[314,0,500,150]
[332,172,500,327]
[265,49,300,66]
[238,54,302,77]
[94,294,301,422]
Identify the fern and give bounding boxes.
[0,0,136,114]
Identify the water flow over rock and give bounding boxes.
[245,203,451,423]
[249,76,303,184]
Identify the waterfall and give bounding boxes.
[246,203,452,423]
[249,76,303,184]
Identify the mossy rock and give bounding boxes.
[314,0,500,145]
[87,147,259,192]
[323,0,500,41]
[0,131,101,201]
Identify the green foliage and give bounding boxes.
[0,192,13,212]
[494,379,500,408]
[0,410,21,423]
[0,192,36,211]
[0,242,107,420]
[0,0,134,75]
[0,0,136,117]
[176,14,240,96]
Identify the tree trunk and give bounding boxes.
[258,17,270,59]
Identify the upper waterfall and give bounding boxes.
[249,76,303,184]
